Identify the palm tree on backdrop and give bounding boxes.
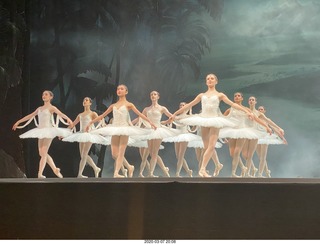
[0,0,28,175]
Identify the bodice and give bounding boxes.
[112,106,131,126]
[228,107,250,128]
[201,95,221,117]
[247,109,260,129]
[79,114,92,132]
[38,109,53,128]
[147,107,162,126]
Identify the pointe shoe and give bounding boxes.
[148,174,159,178]
[94,167,101,178]
[199,169,211,178]
[54,168,63,178]
[77,174,88,178]
[266,170,271,178]
[175,173,182,178]
[257,173,266,178]
[123,169,128,178]
[38,174,46,179]
[128,165,134,178]
[231,173,241,178]
[241,167,248,177]
[164,167,170,177]
[253,167,258,177]
[213,163,223,177]
[188,169,193,178]
[138,173,145,178]
[113,173,125,178]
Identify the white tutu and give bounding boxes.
[90,125,152,137]
[187,139,223,149]
[178,115,235,128]
[62,132,110,145]
[164,132,201,143]
[144,126,180,140]
[258,133,284,145]
[219,127,264,139]
[128,139,164,150]
[19,127,72,139]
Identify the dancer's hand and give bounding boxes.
[168,114,176,124]
[149,122,157,130]
[12,122,19,131]
[266,126,272,135]
[85,124,91,132]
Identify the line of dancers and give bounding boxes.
[12,73,287,179]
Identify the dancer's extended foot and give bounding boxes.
[54,168,63,178]
[199,169,211,178]
[94,167,101,178]
[38,174,46,179]
[231,173,241,178]
[266,170,271,178]
[164,167,170,177]
[241,167,248,177]
[114,173,125,178]
[148,174,159,178]
[138,173,145,178]
[128,165,134,178]
[77,174,88,178]
[123,169,128,178]
[187,169,193,178]
[257,173,266,178]
[253,167,258,177]
[213,163,223,177]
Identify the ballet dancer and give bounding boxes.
[165,102,200,177]
[62,97,105,178]
[221,92,271,177]
[187,126,224,177]
[12,90,72,178]
[256,105,287,177]
[86,84,156,178]
[139,90,179,177]
[168,73,253,177]
[243,96,281,177]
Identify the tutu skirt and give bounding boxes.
[178,115,235,128]
[90,125,152,137]
[219,127,264,139]
[128,139,164,150]
[164,132,201,143]
[187,139,223,149]
[258,133,284,145]
[62,132,110,145]
[19,127,72,139]
[145,126,180,140]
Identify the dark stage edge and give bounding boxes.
[1,177,320,239]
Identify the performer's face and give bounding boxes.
[150,91,159,101]
[117,85,127,96]
[42,91,52,102]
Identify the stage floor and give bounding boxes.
[1,176,320,183]
[1,177,320,239]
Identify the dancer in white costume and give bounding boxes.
[140,91,179,177]
[128,139,165,177]
[243,96,282,177]
[256,105,287,178]
[62,97,106,178]
[12,90,72,178]
[108,118,136,178]
[165,102,200,177]
[86,84,156,178]
[187,126,223,177]
[221,92,271,178]
[168,73,253,177]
